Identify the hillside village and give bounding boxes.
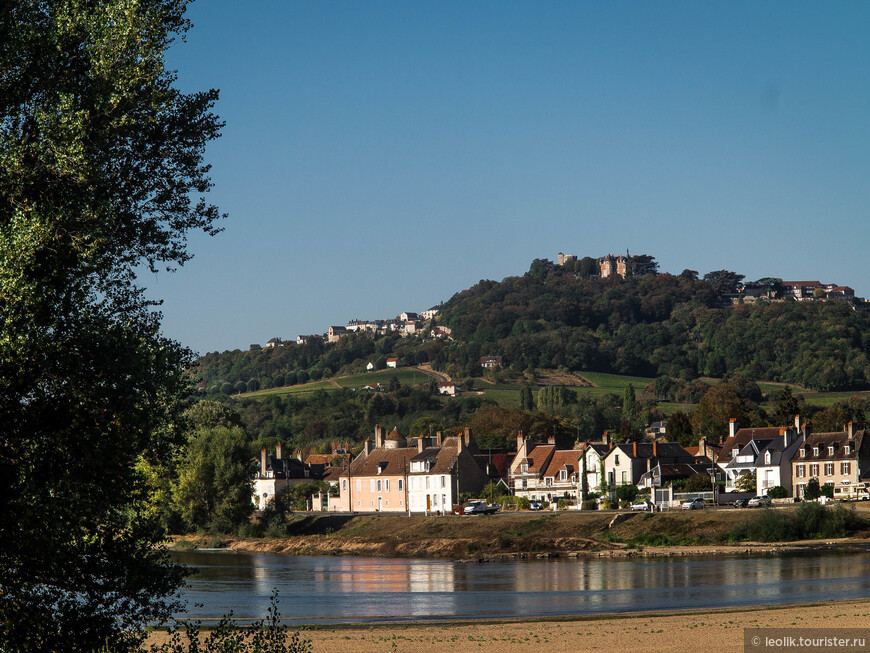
[253,251,863,351]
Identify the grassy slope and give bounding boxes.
[234,367,870,410]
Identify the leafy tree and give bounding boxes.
[684,473,712,492]
[574,256,599,277]
[519,386,534,410]
[679,269,699,281]
[667,410,695,448]
[703,270,745,295]
[626,253,659,276]
[0,1,223,649]
[234,380,247,394]
[771,387,801,427]
[388,374,401,392]
[692,382,751,442]
[804,477,821,501]
[174,426,253,532]
[735,471,757,493]
[247,378,261,393]
[615,484,638,502]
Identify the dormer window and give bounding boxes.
[521,463,528,473]
[560,470,567,481]
[377,462,387,474]
[846,445,852,455]
[765,452,771,464]
[829,446,835,456]
[732,448,739,458]
[800,448,806,458]
[813,447,819,456]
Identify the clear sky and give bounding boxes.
[146,1,870,355]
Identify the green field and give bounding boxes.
[236,368,432,399]
[235,366,869,411]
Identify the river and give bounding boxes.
[170,550,870,625]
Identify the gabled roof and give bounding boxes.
[541,450,583,479]
[719,427,783,465]
[518,444,555,474]
[348,446,417,477]
[725,438,774,470]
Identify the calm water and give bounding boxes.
[170,550,870,625]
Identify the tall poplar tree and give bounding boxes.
[0,2,223,650]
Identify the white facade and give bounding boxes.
[407,465,454,513]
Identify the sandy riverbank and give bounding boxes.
[147,599,870,652]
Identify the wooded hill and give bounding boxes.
[193,258,870,394]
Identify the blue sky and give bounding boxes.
[146,1,870,355]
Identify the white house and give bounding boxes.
[386,357,399,368]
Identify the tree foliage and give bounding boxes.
[0,1,223,649]
[174,426,253,533]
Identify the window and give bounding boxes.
[521,463,528,473]
[796,464,805,479]
[342,479,347,491]
[765,452,771,464]
[441,475,446,488]
[560,470,567,482]
[800,449,806,458]
[370,480,376,492]
[385,479,390,492]
[842,462,852,475]
[813,447,819,456]
[521,479,527,489]
[829,446,835,456]
[810,464,819,477]
[845,445,852,455]
[545,477,553,487]
[825,463,834,476]
[621,471,628,484]
[425,477,430,490]
[376,480,382,492]
[385,500,389,506]
[615,455,620,465]
[398,479,403,492]
[356,479,361,492]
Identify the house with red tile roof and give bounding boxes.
[790,422,870,499]
[332,426,488,513]
[509,433,584,503]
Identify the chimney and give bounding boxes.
[609,440,614,450]
[653,440,657,457]
[464,427,471,447]
[275,442,283,460]
[516,431,524,452]
[848,421,855,439]
[699,437,707,458]
[795,414,802,431]
[605,432,611,446]
[260,448,267,477]
[418,436,424,453]
[729,418,737,439]
[364,439,373,455]
[632,441,637,457]
[457,433,464,453]
[436,431,443,447]
[548,435,556,445]
[375,425,384,449]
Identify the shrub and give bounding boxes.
[615,485,639,503]
[153,589,310,653]
[766,486,787,499]
[581,500,598,511]
[731,503,868,542]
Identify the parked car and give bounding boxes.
[733,498,749,508]
[681,497,706,510]
[529,501,542,511]
[747,495,772,508]
[630,500,654,512]
[463,500,499,515]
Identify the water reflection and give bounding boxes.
[170,551,870,625]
